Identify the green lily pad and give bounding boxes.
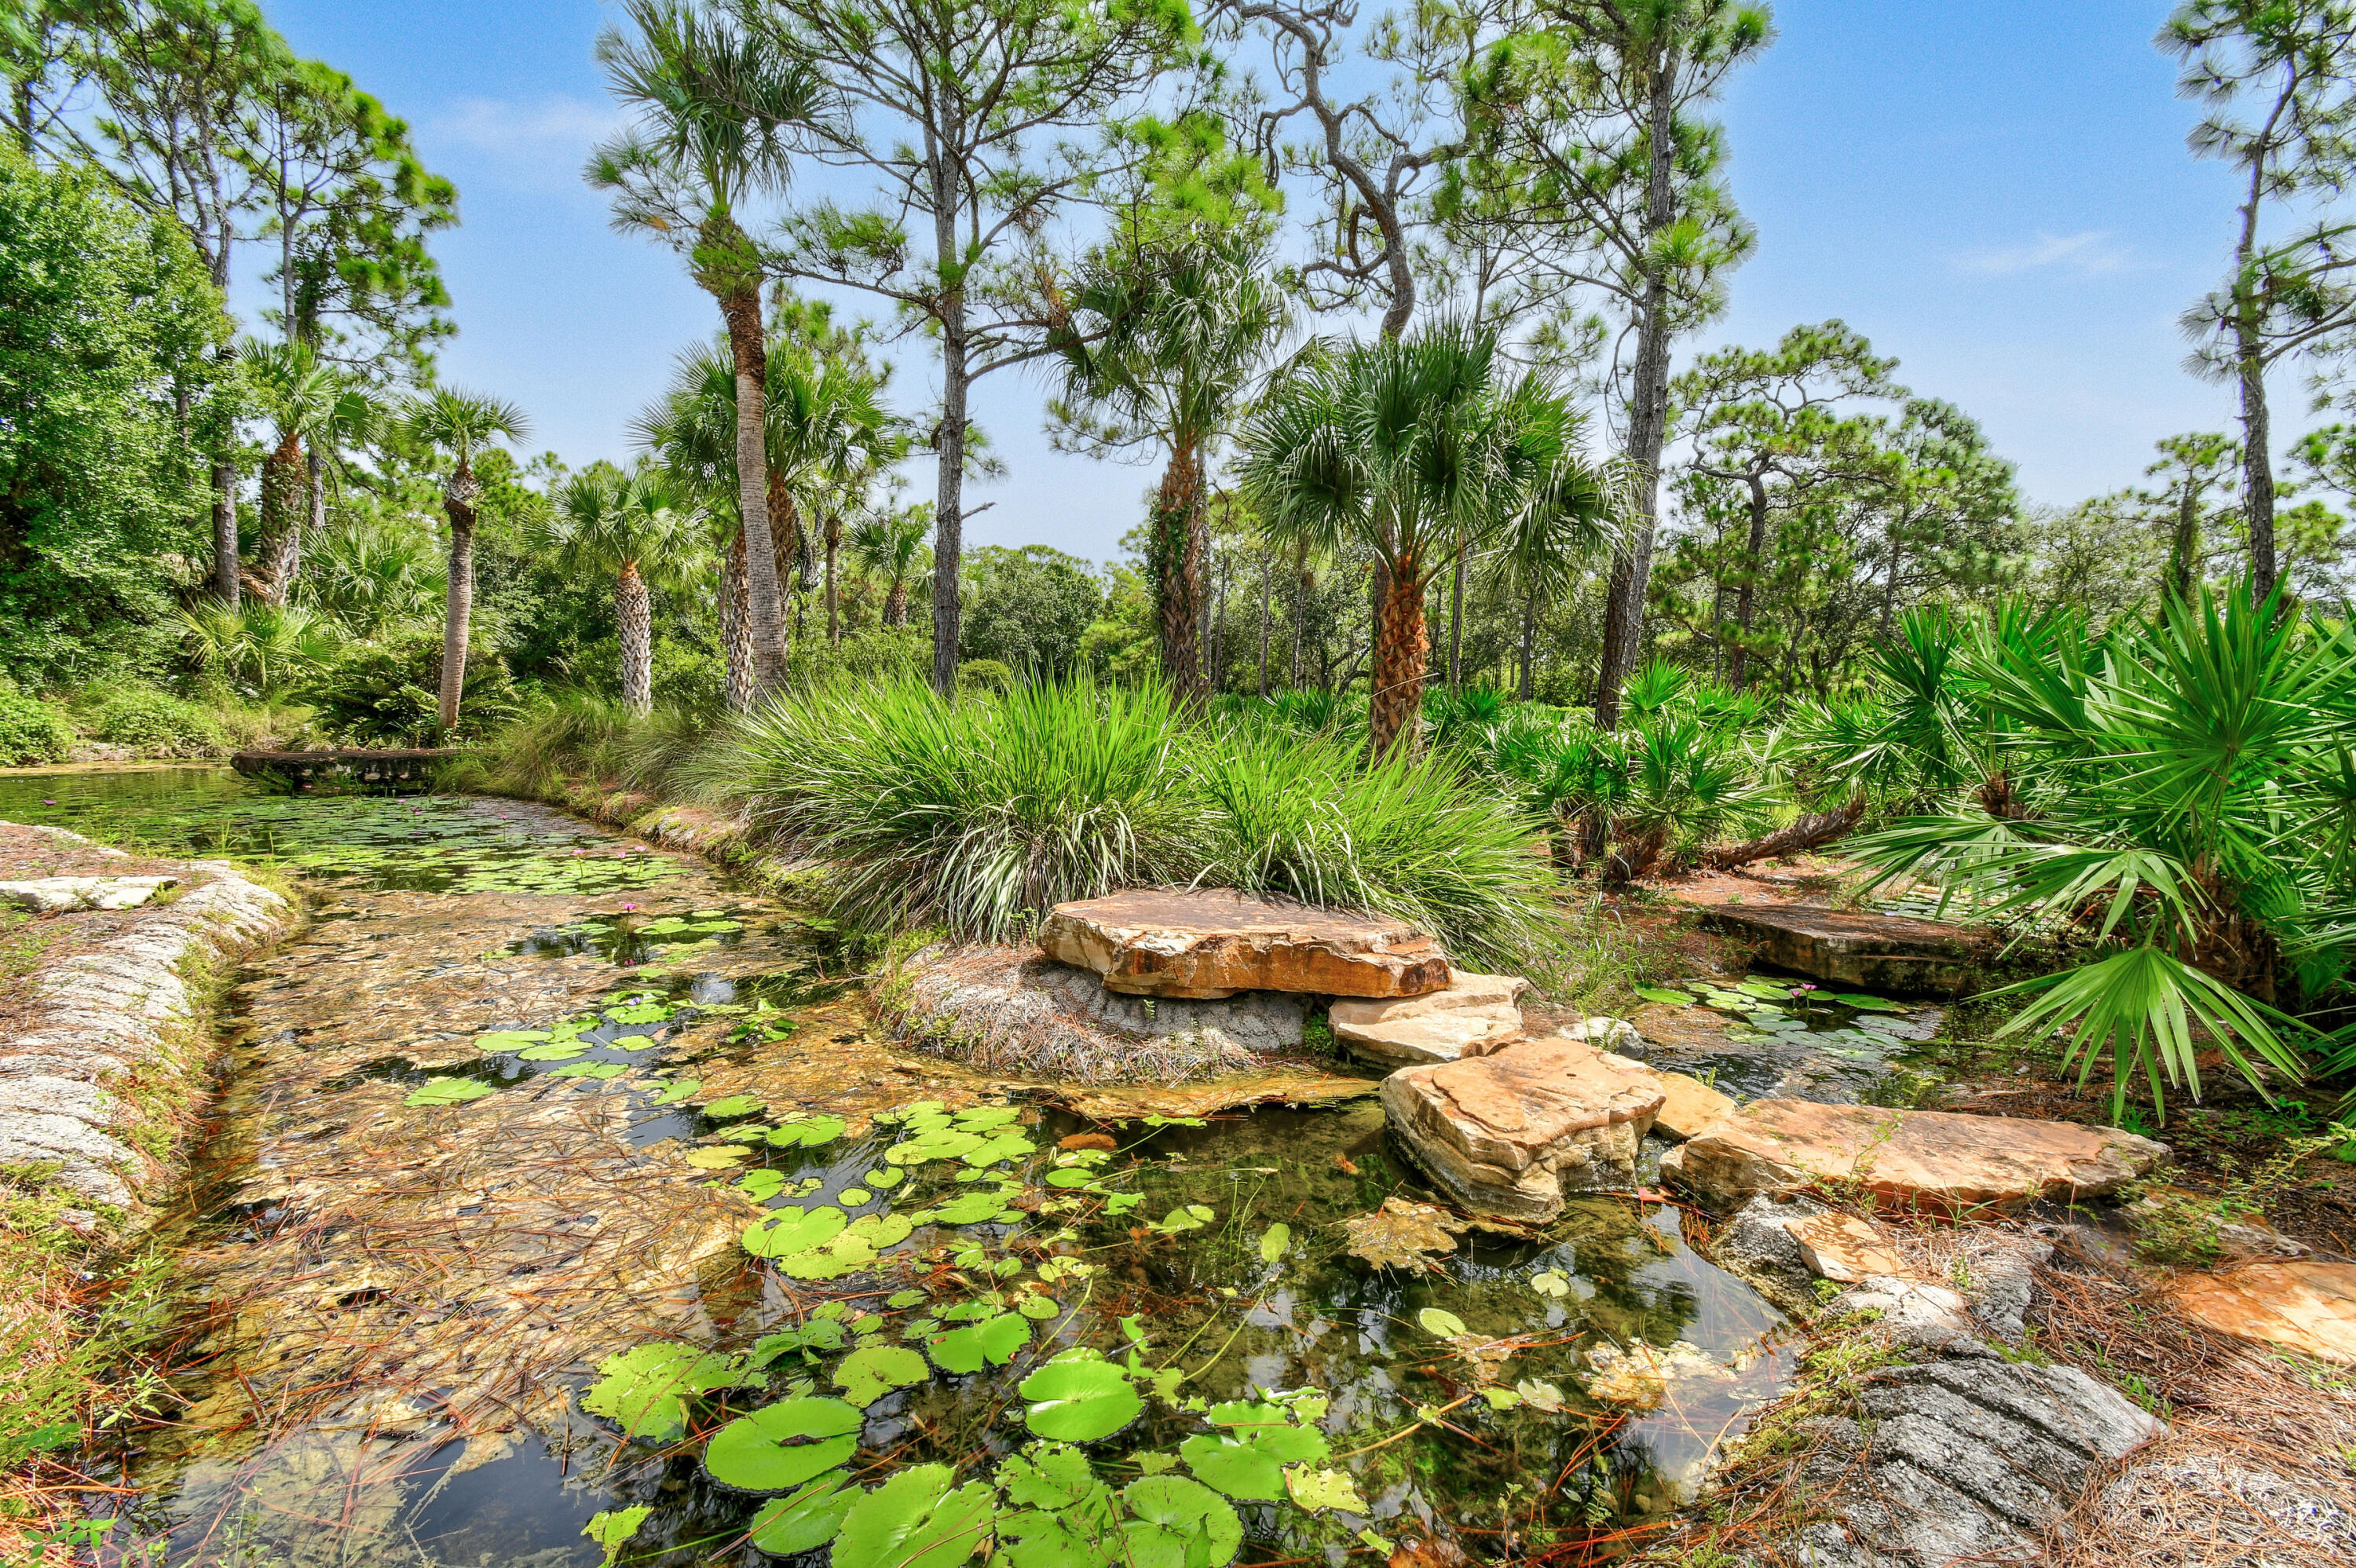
[1259,1223,1291,1263]
[607,1033,660,1051]
[743,1205,848,1259]
[1017,1293,1062,1321]
[516,1041,591,1061]
[1043,1168,1099,1190]
[995,1443,1119,1568]
[1020,1353,1143,1442]
[551,1061,627,1079]
[832,1343,931,1406]
[887,1130,986,1165]
[647,1078,701,1106]
[1834,992,1907,1011]
[580,1343,743,1442]
[474,1030,549,1052]
[1736,979,1796,1000]
[927,1311,1030,1374]
[1530,1269,1571,1299]
[1153,1204,1215,1234]
[953,1106,1019,1129]
[583,1504,649,1566]
[704,1095,766,1119]
[964,1131,1037,1164]
[404,1077,494,1107]
[1180,1403,1330,1500]
[839,1187,873,1207]
[927,1190,1015,1226]
[835,1464,997,1568]
[867,1168,903,1188]
[1283,1464,1367,1515]
[686,1146,749,1169]
[1635,986,1696,1006]
[1417,1307,1469,1339]
[887,1289,927,1309]
[1121,1476,1242,1568]
[703,1398,864,1493]
[748,1473,859,1557]
[770,1116,847,1149]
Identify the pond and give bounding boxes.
[0,769,1811,1568]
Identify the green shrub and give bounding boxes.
[452,692,715,798]
[956,658,1015,695]
[303,635,521,745]
[79,687,229,757]
[0,686,73,765]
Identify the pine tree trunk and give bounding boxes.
[1731,470,1769,691]
[213,457,240,608]
[1257,549,1271,698]
[719,280,787,694]
[770,473,801,672]
[1368,548,1428,758]
[1700,793,1866,871]
[2238,330,2277,601]
[825,514,841,645]
[618,561,653,716]
[437,466,479,734]
[2167,481,2201,603]
[931,141,970,696]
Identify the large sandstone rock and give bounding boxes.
[0,875,177,913]
[1379,1036,1664,1220]
[890,945,1307,1083]
[1660,1100,2167,1213]
[1040,889,1449,1000]
[1645,1069,1734,1141]
[1696,903,1987,994]
[2168,1257,2356,1364]
[1330,969,1527,1065]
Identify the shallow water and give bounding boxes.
[1,770,1799,1568]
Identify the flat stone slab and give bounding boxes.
[1646,1069,1735,1141]
[1379,1036,1665,1221]
[1040,889,1449,1000]
[1697,904,1986,995]
[1661,1100,2168,1213]
[0,875,177,913]
[2169,1258,2356,1364]
[891,945,1308,1082]
[1330,968,1527,1065]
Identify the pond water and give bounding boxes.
[0,769,1814,1568]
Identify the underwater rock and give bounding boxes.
[1660,1100,2167,1214]
[0,874,177,912]
[1329,969,1528,1065]
[1378,1036,1665,1221]
[1040,888,1450,1000]
[1695,903,1988,995]
[1582,1339,1730,1410]
[1707,1193,1835,1312]
[891,944,1307,1082]
[1339,1196,1469,1272]
[2168,1257,2356,1365]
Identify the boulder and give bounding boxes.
[1560,1014,1647,1059]
[1646,1070,1735,1141]
[0,875,177,914]
[2168,1258,2356,1365]
[1788,1211,1906,1283]
[1696,903,1986,995]
[891,945,1307,1082]
[1330,969,1527,1065]
[1706,1193,1834,1311]
[1040,888,1448,1000]
[1660,1100,2167,1213]
[1379,1036,1665,1221]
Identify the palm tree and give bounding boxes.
[589,0,816,696]
[405,388,531,733]
[1238,318,1617,757]
[767,349,898,649]
[242,339,380,605]
[847,506,931,628]
[306,516,446,638]
[537,465,708,714]
[1053,237,1288,700]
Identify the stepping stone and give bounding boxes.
[1696,904,1987,995]
[2168,1258,2356,1364]
[1330,969,1527,1065]
[1040,889,1449,1000]
[1787,1212,1907,1282]
[1378,1036,1665,1221]
[1660,1100,2168,1213]
[1646,1069,1736,1141]
[0,875,177,914]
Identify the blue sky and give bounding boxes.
[266,0,2256,562]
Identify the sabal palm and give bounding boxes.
[307,517,446,638]
[405,389,531,731]
[847,506,931,627]
[1238,318,1615,756]
[770,349,899,646]
[1055,238,1287,699]
[591,0,817,695]
[539,466,708,714]
[243,339,381,605]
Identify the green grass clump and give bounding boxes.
[707,676,1562,970]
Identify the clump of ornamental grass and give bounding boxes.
[441,692,719,799]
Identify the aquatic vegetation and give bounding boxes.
[402,1077,493,1106]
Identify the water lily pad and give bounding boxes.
[580,1343,744,1442]
[996,1444,1119,1568]
[474,1030,549,1052]
[835,1464,997,1568]
[1529,1269,1571,1299]
[737,1169,787,1199]
[1021,1354,1143,1442]
[838,1187,873,1207]
[1017,1293,1062,1321]
[583,1505,649,1567]
[1417,1307,1469,1339]
[516,1041,591,1061]
[1282,1464,1368,1515]
[964,1132,1037,1164]
[404,1077,494,1107]
[743,1205,848,1258]
[1258,1223,1291,1263]
[1180,1404,1330,1500]
[1153,1204,1214,1234]
[1044,1168,1099,1190]
[686,1146,749,1169]
[1635,986,1696,1005]
[927,1310,1030,1374]
[1515,1377,1566,1413]
[887,1129,986,1165]
[607,1033,660,1051]
[1120,1476,1242,1568]
[1834,992,1906,1011]
[748,1474,859,1557]
[771,1116,847,1149]
[867,1168,903,1188]
[1737,979,1796,1000]
[605,1001,673,1025]
[703,1398,864,1493]
[647,1078,701,1105]
[551,1061,627,1079]
[887,1289,927,1309]
[834,1343,930,1406]
[927,1190,1015,1226]
[704,1095,766,1119]
[953,1106,1019,1131]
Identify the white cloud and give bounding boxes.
[1953,230,2134,277]
[424,96,624,191]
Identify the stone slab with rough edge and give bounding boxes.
[1659,1099,2168,1214]
[1040,888,1450,1000]
[1330,969,1528,1066]
[1789,1211,1907,1282]
[890,943,1308,1084]
[0,875,178,913]
[1378,1035,1665,1221]
[0,820,294,1212]
[1697,902,1988,995]
[2168,1257,2356,1364]
[1644,1069,1734,1141]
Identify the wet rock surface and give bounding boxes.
[1040,887,1450,999]
[1379,1036,1665,1220]
[1330,967,1527,1065]
[1696,903,1987,994]
[890,943,1310,1081]
[1661,1099,2168,1212]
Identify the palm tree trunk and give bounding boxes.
[1519,581,1538,701]
[770,477,800,671]
[257,429,305,605]
[825,514,842,645]
[886,574,909,629]
[725,528,756,711]
[617,561,653,716]
[1291,546,1311,689]
[719,280,787,693]
[1153,441,1204,700]
[1369,548,1429,758]
[1447,542,1466,692]
[437,466,479,733]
